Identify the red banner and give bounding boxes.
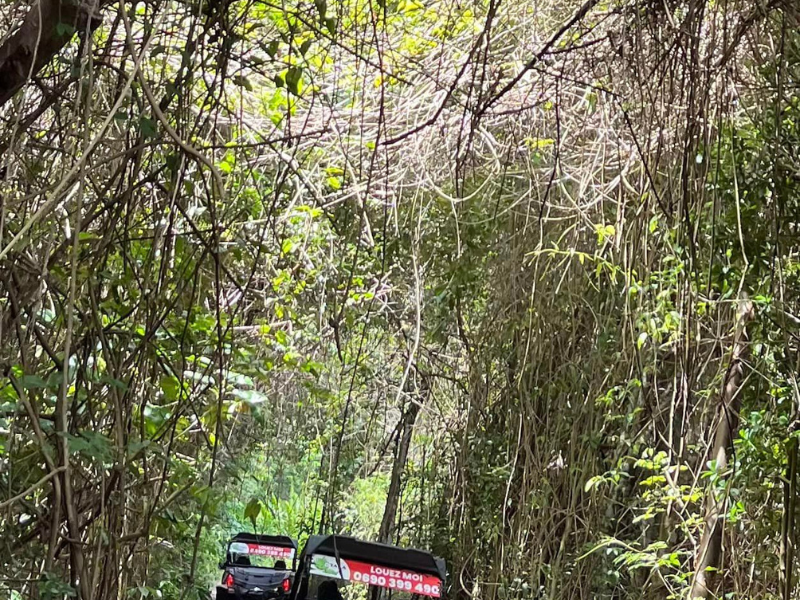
[234,543,295,559]
[310,554,441,598]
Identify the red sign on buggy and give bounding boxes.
[240,543,295,559]
[310,554,442,598]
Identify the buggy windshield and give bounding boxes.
[228,541,296,569]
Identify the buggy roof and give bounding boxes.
[229,533,298,549]
[299,535,446,582]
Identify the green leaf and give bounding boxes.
[285,66,303,96]
[100,375,129,391]
[300,39,313,56]
[127,440,151,457]
[637,332,648,349]
[165,152,181,172]
[584,475,604,492]
[40,572,77,599]
[232,75,254,91]
[21,375,48,389]
[244,497,262,529]
[273,74,285,88]
[61,431,113,464]
[314,0,327,20]
[232,388,268,405]
[302,360,324,376]
[326,176,342,190]
[266,40,280,58]
[138,115,158,138]
[324,17,337,36]
[160,375,181,401]
[639,475,666,487]
[587,91,598,112]
[55,22,75,37]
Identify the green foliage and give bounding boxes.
[2,0,800,599]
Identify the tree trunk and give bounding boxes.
[781,437,798,600]
[0,0,102,109]
[378,396,422,543]
[689,298,755,599]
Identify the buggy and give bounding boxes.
[289,535,446,600]
[216,533,298,600]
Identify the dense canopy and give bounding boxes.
[1,0,799,598]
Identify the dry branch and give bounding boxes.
[689,297,756,599]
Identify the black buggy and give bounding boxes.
[216,533,298,600]
[289,535,446,600]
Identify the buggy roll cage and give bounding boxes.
[224,533,299,571]
[290,535,446,600]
